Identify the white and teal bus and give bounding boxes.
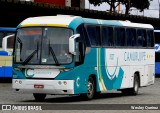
[12,15,155,100]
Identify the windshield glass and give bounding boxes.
[15,27,73,65]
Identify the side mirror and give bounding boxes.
[2,34,15,55]
[69,34,80,55]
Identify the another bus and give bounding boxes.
[0,27,16,78]
[12,15,155,100]
[154,30,160,75]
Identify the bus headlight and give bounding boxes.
[15,80,22,84]
[19,80,22,84]
[15,80,19,84]
[58,81,62,85]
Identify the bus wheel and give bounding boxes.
[121,75,139,95]
[33,93,46,101]
[82,77,95,100]
[86,77,95,100]
[131,75,140,95]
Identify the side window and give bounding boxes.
[147,30,154,47]
[85,25,101,47]
[137,29,147,47]
[76,25,85,43]
[76,24,86,63]
[126,28,136,47]
[102,26,114,47]
[7,35,15,48]
[115,27,125,46]
[77,25,90,47]
[6,32,15,36]
[0,32,5,48]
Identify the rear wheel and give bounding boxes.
[130,75,140,95]
[121,75,139,95]
[33,93,46,101]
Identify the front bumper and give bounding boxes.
[12,79,74,94]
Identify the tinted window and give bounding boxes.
[137,29,147,47]
[0,32,5,48]
[77,25,90,46]
[155,31,160,43]
[6,32,15,36]
[102,27,114,47]
[115,27,125,46]
[147,30,154,47]
[85,25,100,46]
[7,35,15,48]
[126,28,136,46]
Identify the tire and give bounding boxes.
[121,75,139,95]
[33,93,46,101]
[82,77,95,100]
[130,75,140,95]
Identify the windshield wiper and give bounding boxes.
[17,37,23,54]
[22,42,39,65]
[22,50,37,65]
[48,40,59,66]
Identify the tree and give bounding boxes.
[121,0,153,15]
[88,0,153,15]
[88,0,120,13]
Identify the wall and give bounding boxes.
[34,0,65,6]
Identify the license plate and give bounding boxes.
[34,84,44,89]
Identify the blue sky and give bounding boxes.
[85,0,159,18]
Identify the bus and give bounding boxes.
[12,15,155,100]
[154,30,160,75]
[0,27,16,78]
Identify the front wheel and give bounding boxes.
[33,93,46,101]
[82,77,95,100]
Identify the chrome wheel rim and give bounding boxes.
[87,79,94,98]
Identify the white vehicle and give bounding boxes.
[12,15,155,100]
[0,34,15,78]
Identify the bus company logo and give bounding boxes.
[155,44,160,52]
[25,69,52,77]
[105,58,119,80]
[105,51,119,80]
[25,69,34,77]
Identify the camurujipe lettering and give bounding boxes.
[124,52,146,61]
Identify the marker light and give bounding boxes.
[63,81,67,85]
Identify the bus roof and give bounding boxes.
[18,15,154,29]
[18,15,78,28]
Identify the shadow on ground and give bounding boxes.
[22,92,142,103]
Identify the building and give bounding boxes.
[21,0,85,8]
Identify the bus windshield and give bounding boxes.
[15,27,73,65]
